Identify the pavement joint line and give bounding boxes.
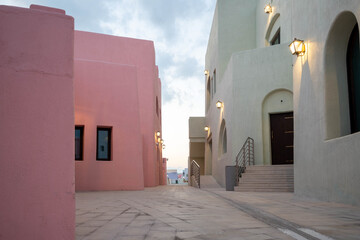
[204,189,329,240]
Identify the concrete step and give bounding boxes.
[245,169,293,173]
[246,164,293,169]
[234,186,294,192]
[237,183,294,187]
[243,174,293,178]
[240,174,294,182]
[238,178,294,183]
[235,165,294,193]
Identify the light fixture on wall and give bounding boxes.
[161,139,164,144]
[157,138,161,143]
[216,100,223,109]
[289,38,306,56]
[264,3,272,13]
[156,131,161,137]
[204,126,209,131]
[162,144,166,149]
[204,70,209,76]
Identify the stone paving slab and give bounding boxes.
[76,185,360,240]
[208,189,360,240]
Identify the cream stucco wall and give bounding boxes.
[199,0,360,205]
[203,0,293,187]
[292,0,360,205]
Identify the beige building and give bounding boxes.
[190,0,360,206]
[188,117,207,177]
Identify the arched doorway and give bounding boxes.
[262,89,293,165]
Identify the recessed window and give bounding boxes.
[75,126,84,161]
[213,69,216,95]
[97,127,112,161]
[270,28,280,45]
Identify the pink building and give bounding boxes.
[74,31,163,190]
[0,5,75,240]
[0,3,163,239]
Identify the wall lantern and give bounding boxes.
[161,139,164,144]
[204,70,209,75]
[289,38,306,56]
[216,100,223,109]
[264,3,272,13]
[157,138,161,143]
[162,144,166,149]
[204,126,209,131]
[156,131,161,137]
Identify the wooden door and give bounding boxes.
[270,112,294,165]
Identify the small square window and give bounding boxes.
[97,127,112,161]
[75,126,84,161]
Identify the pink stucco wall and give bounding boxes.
[0,5,75,240]
[74,31,162,190]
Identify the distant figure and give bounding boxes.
[176,180,178,184]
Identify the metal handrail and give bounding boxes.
[190,160,200,188]
[234,137,254,186]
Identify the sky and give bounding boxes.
[4,0,216,171]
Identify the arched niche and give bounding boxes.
[324,11,359,139]
[218,119,227,158]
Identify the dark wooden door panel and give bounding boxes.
[270,112,294,165]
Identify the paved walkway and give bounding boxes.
[76,185,360,240]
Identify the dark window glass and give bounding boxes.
[97,127,111,161]
[75,126,84,160]
[346,23,360,133]
[270,28,280,46]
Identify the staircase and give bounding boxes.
[234,165,294,192]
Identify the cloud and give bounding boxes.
[100,0,214,169]
[1,0,28,7]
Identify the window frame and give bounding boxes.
[75,126,84,161]
[96,127,112,161]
